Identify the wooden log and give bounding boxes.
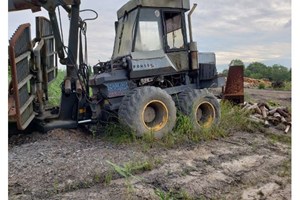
[253,105,262,115]
[249,116,264,124]
[242,103,251,111]
[245,104,261,114]
[260,106,268,119]
[258,102,270,110]
[268,116,281,126]
[243,102,249,106]
[264,120,270,127]
[281,116,287,123]
[248,101,255,105]
[285,124,291,134]
[245,103,260,114]
[253,114,263,119]
[277,108,290,118]
[276,106,289,113]
[273,112,281,119]
[268,109,277,116]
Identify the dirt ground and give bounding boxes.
[8,89,291,200]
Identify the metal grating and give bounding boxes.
[21,104,34,125]
[9,23,35,130]
[13,27,31,57]
[19,85,30,107]
[36,17,57,84]
[16,58,30,83]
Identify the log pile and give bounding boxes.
[242,102,291,134]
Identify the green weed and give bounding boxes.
[283,81,292,91]
[154,188,173,200]
[93,173,101,184]
[267,100,280,107]
[258,83,265,89]
[219,101,254,132]
[266,132,291,146]
[104,123,137,144]
[154,188,194,200]
[106,160,134,179]
[173,113,194,136]
[104,171,113,186]
[106,160,141,199]
[48,70,65,106]
[53,179,60,194]
[278,158,291,178]
[106,158,161,179]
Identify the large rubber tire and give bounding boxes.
[118,86,176,139]
[177,88,220,130]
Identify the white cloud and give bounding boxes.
[216,42,290,65]
[190,0,291,69]
[8,0,291,69]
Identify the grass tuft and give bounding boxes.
[154,188,194,200]
[100,101,258,148]
[103,123,137,144]
[218,101,253,132]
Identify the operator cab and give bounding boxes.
[132,9,187,53]
[112,0,191,78]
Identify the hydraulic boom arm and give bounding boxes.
[9,0,81,80]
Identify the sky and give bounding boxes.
[8,0,291,72]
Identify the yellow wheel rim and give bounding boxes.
[195,101,216,128]
[142,100,168,131]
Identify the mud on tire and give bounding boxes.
[118,86,176,139]
[177,88,220,130]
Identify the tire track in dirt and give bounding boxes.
[47,131,290,200]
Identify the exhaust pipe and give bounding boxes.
[188,3,198,70]
[188,3,198,43]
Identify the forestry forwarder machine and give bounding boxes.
[8,0,244,139]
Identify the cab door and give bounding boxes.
[163,11,189,71]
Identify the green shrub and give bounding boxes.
[284,81,291,91]
[258,83,265,89]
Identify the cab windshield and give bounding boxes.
[134,9,163,52]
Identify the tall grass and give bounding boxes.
[8,66,64,106]
[48,70,65,106]
[163,101,253,146]
[101,101,255,148]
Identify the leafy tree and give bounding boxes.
[245,62,270,79]
[221,69,228,76]
[244,62,291,82]
[230,59,245,67]
[270,64,291,82]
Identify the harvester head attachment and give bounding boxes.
[8,24,35,130]
[8,0,41,12]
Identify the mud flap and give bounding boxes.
[8,24,35,130]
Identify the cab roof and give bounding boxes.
[117,0,190,19]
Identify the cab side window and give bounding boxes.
[164,12,184,50]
